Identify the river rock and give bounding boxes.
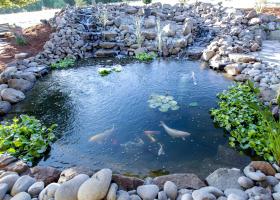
[201,50,215,61]
[117,190,130,200]
[164,181,177,200]
[0,101,11,115]
[243,165,266,181]
[27,182,44,197]
[0,183,8,200]
[250,161,276,176]
[106,183,118,200]
[245,186,272,200]
[77,168,112,200]
[224,188,248,200]
[112,174,144,191]
[144,17,156,29]
[7,79,34,93]
[10,192,31,200]
[153,174,205,190]
[1,88,25,104]
[181,193,193,200]
[38,183,60,200]
[228,54,256,63]
[58,167,93,184]
[0,155,29,174]
[55,174,89,200]
[269,30,280,40]
[30,166,61,185]
[238,176,254,189]
[273,192,280,200]
[11,175,35,196]
[0,174,20,191]
[137,185,159,200]
[130,194,141,200]
[162,24,176,37]
[206,168,243,191]
[158,191,167,200]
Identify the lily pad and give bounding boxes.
[113,65,123,72]
[189,102,198,107]
[170,105,180,111]
[159,106,169,112]
[98,68,112,76]
[169,100,177,106]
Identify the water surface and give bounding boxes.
[7,59,250,178]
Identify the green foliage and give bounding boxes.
[135,52,157,62]
[98,68,112,76]
[0,115,56,164]
[210,81,275,162]
[142,0,152,5]
[75,0,87,6]
[0,0,37,8]
[15,35,28,46]
[51,58,75,69]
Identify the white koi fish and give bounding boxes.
[160,121,191,140]
[158,143,165,156]
[191,71,197,85]
[89,125,115,143]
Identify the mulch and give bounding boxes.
[0,23,53,70]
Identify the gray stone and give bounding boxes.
[95,50,117,57]
[181,193,193,200]
[10,192,31,200]
[0,67,17,83]
[228,54,256,63]
[158,191,167,200]
[162,24,176,37]
[206,168,243,191]
[245,186,272,200]
[0,101,11,115]
[117,190,130,200]
[55,174,89,200]
[14,53,29,60]
[269,30,280,41]
[77,169,112,200]
[38,183,60,200]
[106,183,118,200]
[3,194,12,200]
[8,78,34,92]
[137,185,159,200]
[224,189,248,199]
[103,31,118,41]
[273,192,280,200]
[11,175,35,196]
[238,176,254,189]
[164,181,177,200]
[201,50,215,61]
[153,174,205,190]
[243,166,266,181]
[27,182,44,198]
[224,64,242,76]
[130,194,141,200]
[144,17,156,29]
[0,174,20,191]
[1,88,25,104]
[0,183,8,200]
[99,42,116,49]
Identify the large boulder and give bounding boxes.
[153,174,205,190]
[206,168,243,191]
[0,174,20,191]
[77,169,112,200]
[1,88,25,104]
[55,174,89,200]
[7,79,34,92]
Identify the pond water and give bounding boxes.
[6,59,250,178]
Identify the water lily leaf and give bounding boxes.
[171,105,180,111]
[189,102,198,107]
[159,106,169,112]
[112,65,123,72]
[169,100,177,106]
[149,103,159,109]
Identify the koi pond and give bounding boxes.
[6,59,250,177]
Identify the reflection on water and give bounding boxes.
[6,59,250,178]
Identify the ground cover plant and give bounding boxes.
[211,81,280,164]
[51,58,75,69]
[0,115,57,164]
[135,52,157,62]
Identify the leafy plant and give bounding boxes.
[0,0,37,8]
[210,81,274,162]
[51,58,75,69]
[75,0,87,7]
[0,115,57,164]
[15,34,28,46]
[143,0,152,5]
[135,52,156,62]
[98,68,112,76]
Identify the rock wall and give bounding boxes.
[0,2,279,114]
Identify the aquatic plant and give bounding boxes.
[135,16,144,48]
[210,81,277,162]
[98,68,112,76]
[148,94,179,112]
[156,17,163,55]
[135,52,157,62]
[51,58,75,69]
[0,115,56,164]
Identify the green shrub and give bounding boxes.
[210,81,274,162]
[0,115,57,164]
[15,35,28,46]
[135,52,156,62]
[143,0,152,4]
[51,58,75,69]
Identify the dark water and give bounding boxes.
[7,59,250,178]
